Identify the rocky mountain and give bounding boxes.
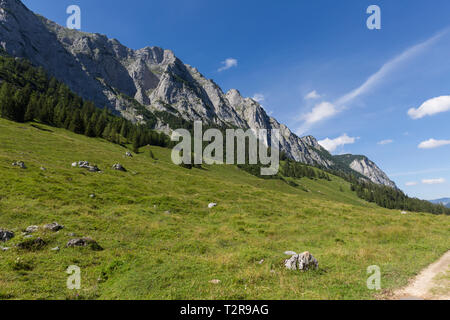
[429,198,450,208]
[0,0,394,186]
[333,154,397,188]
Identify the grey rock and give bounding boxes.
[25,225,39,233]
[0,229,14,242]
[349,157,396,188]
[43,222,64,232]
[112,163,126,171]
[40,167,46,171]
[208,203,217,209]
[209,279,221,284]
[66,238,103,251]
[12,161,26,169]
[125,151,133,157]
[284,251,319,271]
[23,235,33,239]
[89,194,96,198]
[74,161,101,172]
[51,246,60,251]
[1,247,10,251]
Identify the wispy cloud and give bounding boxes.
[252,93,265,103]
[405,181,418,186]
[318,133,357,153]
[408,95,450,119]
[422,178,446,185]
[418,139,450,149]
[296,29,447,135]
[389,167,450,177]
[218,58,238,72]
[378,139,394,145]
[304,90,321,100]
[299,102,338,127]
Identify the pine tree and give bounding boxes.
[0,82,15,120]
[69,110,84,134]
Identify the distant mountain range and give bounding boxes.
[429,198,450,208]
[0,0,396,188]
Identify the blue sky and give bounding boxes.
[22,0,450,200]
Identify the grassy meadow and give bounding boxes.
[0,118,448,300]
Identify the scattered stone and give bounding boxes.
[44,222,64,232]
[0,229,14,242]
[2,247,10,251]
[258,259,264,264]
[208,203,217,209]
[17,237,46,251]
[24,235,33,239]
[401,211,408,215]
[284,251,319,271]
[73,161,101,172]
[112,163,126,172]
[125,151,133,157]
[90,194,96,198]
[12,161,26,169]
[51,246,60,251]
[25,225,39,233]
[67,232,76,237]
[66,238,103,251]
[164,210,171,215]
[40,167,46,171]
[209,279,221,284]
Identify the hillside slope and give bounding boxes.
[0,118,448,299]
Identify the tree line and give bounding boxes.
[323,167,450,215]
[0,52,171,151]
[282,159,332,181]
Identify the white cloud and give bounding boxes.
[305,90,321,100]
[300,102,338,125]
[297,29,447,134]
[418,139,450,149]
[318,133,357,153]
[218,58,238,72]
[252,93,265,103]
[405,181,418,186]
[408,95,450,119]
[422,178,446,185]
[378,139,393,145]
[296,101,338,134]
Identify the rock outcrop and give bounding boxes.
[284,251,319,271]
[0,228,14,241]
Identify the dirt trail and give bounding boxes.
[393,251,450,300]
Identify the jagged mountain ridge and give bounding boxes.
[0,0,395,186]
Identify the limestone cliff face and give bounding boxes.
[334,154,397,188]
[350,157,397,188]
[0,0,396,185]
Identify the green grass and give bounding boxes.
[0,118,448,300]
